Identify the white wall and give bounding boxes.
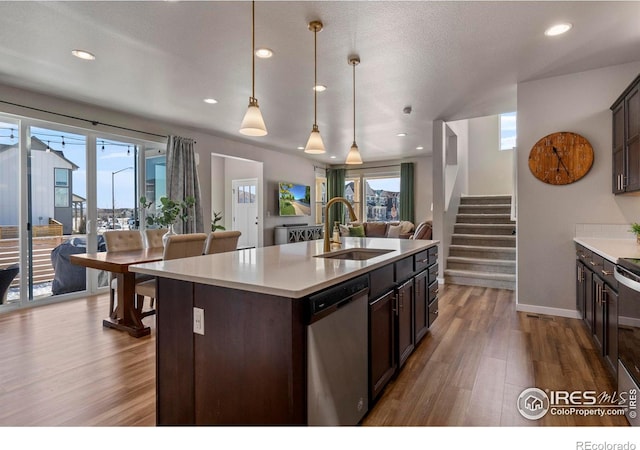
[0,83,320,246]
[210,154,225,226]
[432,119,469,280]
[468,115,513,195]
[517,61,640,316]
[0,83,438,247]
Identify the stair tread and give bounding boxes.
[452,233,515,239]
[457,213,513,217]
[446,256,515,265]
[455,223,515,227]
[444,269,516,281]
[449,244,516,250]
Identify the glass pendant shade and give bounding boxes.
[305,124,326,154]
[346,142,363,164]
[239,98,267,136]
[239,1,267,137]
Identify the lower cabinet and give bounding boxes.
[368,245,440,405]
[604,283,619,376]
[396,279,415,369]
[369,290,396,402]
[574,244,618,379]
[414,270,429,344]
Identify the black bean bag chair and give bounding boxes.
[51,236,106,295]
[0,263,19,304]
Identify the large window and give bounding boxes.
[364,176,400,222]
[344,177,361,222]
[315,175,326,225]
[344,172,400,222]
[500,111,517,150]
[0,114,164,307]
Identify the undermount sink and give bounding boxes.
[315,248,393,261]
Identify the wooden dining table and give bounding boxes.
[70,247,164,338]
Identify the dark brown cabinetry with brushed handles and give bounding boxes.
[612,74,640,194]
[575,243,618,378]
[368,244,439,405]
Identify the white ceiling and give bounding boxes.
[0,1,639,164]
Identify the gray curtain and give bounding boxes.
[166,135,204,234]
[400,162,415,223]
[326,168,346,228]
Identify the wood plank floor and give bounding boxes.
[0,284,628,426]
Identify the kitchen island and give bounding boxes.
[130,236,438,425]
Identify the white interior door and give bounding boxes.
[232,179,258,249]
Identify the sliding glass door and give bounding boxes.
[0,112,165,309]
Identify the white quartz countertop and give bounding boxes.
[573,237,640,263]
[130,237,439,298]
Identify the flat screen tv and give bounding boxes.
[279,182,311,216]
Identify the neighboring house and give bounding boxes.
[0,137,79,234]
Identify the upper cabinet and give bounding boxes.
[612,74,640,194]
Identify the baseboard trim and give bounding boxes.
[515,303,581,319]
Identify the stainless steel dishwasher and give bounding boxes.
[307,274,369,426]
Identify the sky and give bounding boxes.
[1,123,141,210]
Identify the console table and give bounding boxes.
[274,225,324,245]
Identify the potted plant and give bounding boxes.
[140,196,196,245]
[631,223,640,244]
[211,211,226,232]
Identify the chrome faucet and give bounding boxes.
[324,197,358,252]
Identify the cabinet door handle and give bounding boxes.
[399,291,404,310]
[589,261,597,266]
[418,258,429,263]
[392,294,399,315]
[601,269,613,276]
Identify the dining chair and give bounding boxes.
[103,230,149,317]
[143,228,167,249]
[135,233,208,306]
[203,231,242,254]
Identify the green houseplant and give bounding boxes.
[140,196,196,244]
[631,223,640,244]
[211,211,226,232]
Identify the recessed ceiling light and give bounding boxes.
[416,146,424,150]
[397,133,407,137]
[71,49,95,60]
[297,146,304,150]
[255,48,273,58]
[313,85,327,92]
[203,98,218,104]
[544,23,572,37]
[330,155,337,159]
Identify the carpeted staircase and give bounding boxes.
[444,195,516,290]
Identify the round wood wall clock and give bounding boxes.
[528,131,594,185]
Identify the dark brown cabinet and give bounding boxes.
[368,243,439,405]
[604,283,619,376]
[369,290,396,402]
[574,243,618,379]
[612,74,640,194]
[414,270,429,344]
[396,279,415,369]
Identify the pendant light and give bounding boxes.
[239,1,268,136]
[346,56,363,165]
[304,21,325,154]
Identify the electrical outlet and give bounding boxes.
[193,307,204,335]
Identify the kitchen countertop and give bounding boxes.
[573,237,640,263]
[130,237,439,298]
